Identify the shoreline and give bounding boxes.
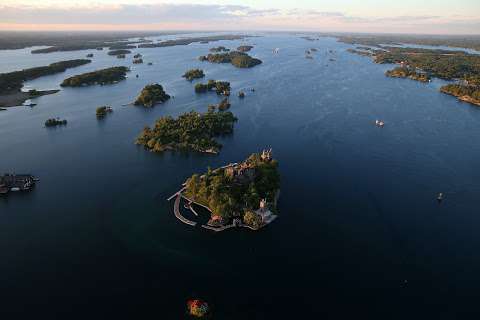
[0,89,60,108]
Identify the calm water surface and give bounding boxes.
[1,33,479,319]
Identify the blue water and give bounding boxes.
[1,33,480,319]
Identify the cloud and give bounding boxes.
[0,3,277,24]
[0,2,478,34]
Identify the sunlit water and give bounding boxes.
[1,33,479,319]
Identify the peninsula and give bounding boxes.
[60,66,129,87]
[136,109,237,154]
[169,150,280,231]
[199,51,262,68]
[385,66,430,82]
[0,59,90,107]
[134,84,170,107]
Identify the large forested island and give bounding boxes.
[199,51,262,68]
[136,110,237,154]
[134,84,171,107]
[182,150,280,230]
[0,59,90,107]
[60,66,129,87]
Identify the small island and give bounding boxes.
[237,45,253,52]
[136,109,237,154]
[210,46,230,52]
[194,80,231,96]
[60,66,129,87]
[133,58,143,64]
[96,106,113,118]
[182,69,205,81]
[107,49,131,56]
[134,83,171,107]
[168,149,280,231]
[218,98,231,111]
[45,118,67,127]
[385,66,430,82]
[199,51,262,68]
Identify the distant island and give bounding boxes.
[45,118,67,127]
[345,41,480,106]
[136,109,237,154]
[108,49,131,56]
[60,66,129,87]
[194,80,231,96]
[182,69,205,81]
[137,35,246,48]
[171,149,280,231]
[199,51,262,68]
[385,66,430,82]
[0,59,90,107]
[237,45,254,52]
[210,46,230,52]
[134,84,171,107]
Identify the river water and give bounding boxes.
[1,33,479,319]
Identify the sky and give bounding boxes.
[0,0,479,34]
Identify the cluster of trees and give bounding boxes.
[136,110,237,153]
[107,49,132,56]
[182,69,205,81]
[199,51,262,68]
[194,80,231,95]
[374,47,480,81]
[440,84,480,105]
[134,83,171,107]
[210,46,230,52]
[0,59,91,94]
[385,66,430,82]
[45,118,67,127]
[184,152,280,220]
[60,66,129,87]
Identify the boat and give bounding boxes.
[437,193,444,202]
[0,174,38,195]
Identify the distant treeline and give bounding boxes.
[0,59,91,94]
[335,34,480,51]
[138,35,246,48]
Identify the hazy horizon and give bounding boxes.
[1,0,479,35]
